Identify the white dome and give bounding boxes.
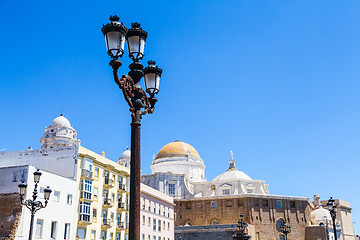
[120,149,130,160]
[213,169,252,181]
[51,115,72,128]
[311,206,331,222]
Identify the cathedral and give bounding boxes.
[141,141,356,240]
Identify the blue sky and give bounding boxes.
[1,0,359,234]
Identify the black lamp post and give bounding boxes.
[280,222,292,240]
[102,15,163,240]
[327,197,338,240]
[18,169,52,240]
[233,214,251,240]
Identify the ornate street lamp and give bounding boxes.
[280,222,291,240]
[327,197,338,240]
[102,15,163,240]
[233,214,251,240]
[17,169,52,240]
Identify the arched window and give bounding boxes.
[184,220,192,226]
[211,219,219,225]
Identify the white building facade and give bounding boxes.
[140,183,174,240]
[0,165,77,240]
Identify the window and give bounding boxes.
[276,200,283,208]
[186,202,191,210]
[148,201,151,211]
[91,230,96,240]
[153,237,156,240]
[67,194,72,204]
[35,219,43,238]
[53,191,60,202]
[211,201,217,208]
[79,201,91,222]
[102,231,107,240]
[50,221,57,239]
[211,219,219,225]
[168,222,170,231]
[77,228,86,239]
[158,237,161,240]
[148,217,151,226]
[280,236,284,240]
[168,183,175,195]
[290,201,296,208]
[223,189,230,195]
[95,167,99,177]
[238,199,243,206]
[263,200,269,207]
[148,235,151,240]
[153,218,156,231]
[64,223,70,240]
[116,233,121,240]
[94,187,98,198]
[247,189,254,194]
[142,234,145,240]
[226,200,233,207]
[143,215,145,225]
[81,179,92,200]
[93,208,97,218]
[142,198,145,209]
[110,233,113,240]
[158,219,161,231]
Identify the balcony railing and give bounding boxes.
[104,177,114,187]
[117,221,125,229]
[102,218,112,227]
[79,214,91,223]
[81,169,93,179]
[118,202,125,209]
[80,191,92,201]
[103,197,113,207]
[118,183,126,191]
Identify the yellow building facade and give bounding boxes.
[76,146,130,240]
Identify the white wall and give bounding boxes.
[140,184,174,240]
[0,146,78,179]
[0,165,77,240]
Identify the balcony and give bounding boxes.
[104,177,114,188]
[103,197,114,208]
[116,221,125,231]
[102,218,112,228]
[78,214,91,225]
[79,191,93,202]
[117,202,127,212]
[118,183,126,193]
[81,169,94,180]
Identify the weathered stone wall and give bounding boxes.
[305,226,327,240]
[0,193,22,240]
[175,195,312,240]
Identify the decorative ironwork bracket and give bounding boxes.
[110,60,157,122]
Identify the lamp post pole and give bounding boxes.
[18,169,52,240]
[102,16,163,240]
[327,197,338,240]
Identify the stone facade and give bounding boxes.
[0,193,22,240]
[175,195,311,240]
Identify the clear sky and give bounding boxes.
[1,0,359,234]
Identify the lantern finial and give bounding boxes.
[148,60,156,65]
[131,22,141,28]
[109,15,120,22]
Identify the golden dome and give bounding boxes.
[155,141,201,160]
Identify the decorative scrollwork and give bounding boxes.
[111,61,156,122]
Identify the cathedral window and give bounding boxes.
[276,200,282,208]
[263,200,269,207]
[186,202,191,210]
[223,189,230,195]
[211,219,219,225]
[247,189,254,194]
[226,200,233,207]
[168,183,175,195]
[211,201,217,208]
[238,200,243,206]
[290,201,296,208]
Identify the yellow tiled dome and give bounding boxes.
[155,141,201,160]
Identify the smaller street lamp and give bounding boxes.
[280,222,291,240]
[233,214,251,240]
[327,197,338,240]
[18,169,52,240]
